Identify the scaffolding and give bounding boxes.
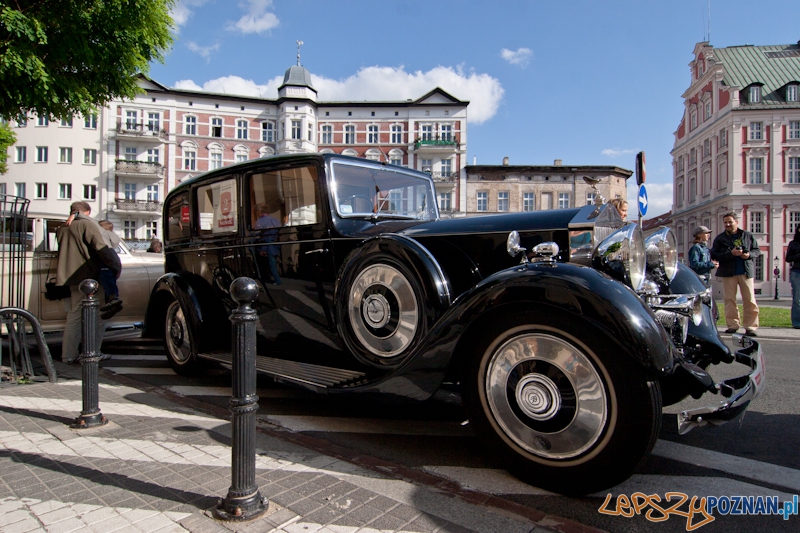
[0,194,57,382]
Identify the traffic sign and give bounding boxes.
[638,184,648,217]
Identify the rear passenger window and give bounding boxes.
[249,165,320,229]
[196,178,238,236]
[166,193,191,241]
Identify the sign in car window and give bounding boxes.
[197,179,237,235]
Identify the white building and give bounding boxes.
[671,40,800,298]
[3,63,469,244]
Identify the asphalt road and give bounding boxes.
[50,331,800,532]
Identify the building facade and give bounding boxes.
[465,158,631,216]
[671,40,800,298]
[3,63,468,243]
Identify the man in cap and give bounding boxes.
[688,225,718,286]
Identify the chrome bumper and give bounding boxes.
[677,335,765,435]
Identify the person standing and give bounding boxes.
[710,211,761,336]
[786,226,800,329]
[688,225,718,286]
[56,202,122,363]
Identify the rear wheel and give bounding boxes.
[462,312,661,495]
[164,300,200,375]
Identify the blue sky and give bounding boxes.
[150,0,800,218]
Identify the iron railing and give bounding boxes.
[115,160,165,177]
[114,199,162,213]
[115,122,168,140]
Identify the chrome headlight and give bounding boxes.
[594,223,646,291]
[644,227,678,282]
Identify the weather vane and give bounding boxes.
[296,40,303,66]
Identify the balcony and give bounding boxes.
[414,137,459,150]
[115,160,165,179]
[113,199,162,214]
[114,122,168,141]
[430,172,458,183]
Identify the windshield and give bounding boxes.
[330,161,438,221]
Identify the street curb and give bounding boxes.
[80,363,608,533]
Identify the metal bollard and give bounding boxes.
[214,277,268,521]
[70,280,107,429]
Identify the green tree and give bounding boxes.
[0,121,15,174]
[0,0,174,121]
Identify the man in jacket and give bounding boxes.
[710,211,760,336]
[56,202,122,363]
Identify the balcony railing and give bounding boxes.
[430,172,457,183]
[115,122,169,140]
[414,136,459,149]
[114,199,162,213]
[115,160,165,177]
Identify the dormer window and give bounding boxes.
[749,86,761,104]
[787,84,798,102]
[698,61,704,77]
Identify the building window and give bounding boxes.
[497,191,509,212]
[36,146,48,162]
[677,155,684,171]
[15,183,25,197]
[421,125,433,141]
[210,152,222,170]
[750,122,763,140]
[0,184,6,195]
[15,146,26,163]
[718,161,728,189]
[719,128,727,147]
[211,117,223,137]
[37,116,49,127]
[125,110,137,129]
[261,122,274,142]
[308,123,313,142]
[754,255,764,282]
[789,121,800,140]
[689,148,696,165]
[146,148,159,163]
[83,114,97,129]
[390,157,402,166]
[704,102,711,121]
[124,147,137,161]
[146,185,158,202]
[789,157,800,184]
[35,183,47,199]
[586,191,597,205]
[690,110,697,130]
[676,180,684,207]
[558,192,570,209]
[58,183,72,200]
[124,183,136,200]
[688,176,696,201]
[441,124,452,141]
[83,184,96,200]
[788,85,799,102]
[83,149,97,165]
[749,158,763,184]
[237,119,248,139]
[291,120,301,140]
[477,191,488,212]
[790,211,800,235]
[391,125,402,144]
[184,150,196,170]
[749,211,764,234]
[441,158,452,177]
[59,147,72,164]
[146,221,158,239]
[439,192,451,211]
[321,125,332,144]
[185,116,197,135]
[345,125,355,144]
[368,125,379,143]
[60,117,73,128]
[16,116,27,127]
[236,152,248,163]
[703,139,710,157]
[749,86,761,103]
[420,159,432,173]
[147,112,160,132]
[523,192,535,211]
[702,168,711,195]
[123,220,135,239]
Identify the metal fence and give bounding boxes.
[0,194,30,309]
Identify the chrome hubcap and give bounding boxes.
[363,293,391,329]
[166,302,191,364]
[516,374,562,421]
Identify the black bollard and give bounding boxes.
[70,279,107,429]
[214,277,268,521]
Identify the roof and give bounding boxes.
[279,65,314,90]
[714,42,800,105]
[641,211,673,232]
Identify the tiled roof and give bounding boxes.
[714,43,800,105]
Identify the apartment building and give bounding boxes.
[671,40,800,297]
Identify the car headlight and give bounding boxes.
[593,223,646,291]
[644,227,678,282]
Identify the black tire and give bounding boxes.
[338,253,427,367]
[164,299,201,375]
[462,311,662,496]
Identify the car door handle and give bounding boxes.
[304,248,328,255]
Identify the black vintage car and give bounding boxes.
[143,153,764,495]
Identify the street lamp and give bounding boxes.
[774,256,780,300]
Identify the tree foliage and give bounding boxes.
[0,121,16,174]
[0,0,174,121]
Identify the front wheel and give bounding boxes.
[164,300,200,375]
[462,313,662,495]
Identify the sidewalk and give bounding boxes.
[0,361,601,533]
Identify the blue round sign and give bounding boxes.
[638,184,648,217]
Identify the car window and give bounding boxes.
[248,165,320,229]
[196,178,238,236]
[166,193,191,241]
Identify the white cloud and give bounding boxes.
[170,0,211,29]
[602,148,638,158]
[626,181,673,218]
[173,65,505,124]
[501,47,533,67]
[187,42,221,62]
[228,0,279,35]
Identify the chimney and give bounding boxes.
[554,159,562,166]
[502,157,509,166]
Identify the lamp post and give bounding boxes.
[774,256,780,300]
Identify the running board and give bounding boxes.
[199,351,367,390]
